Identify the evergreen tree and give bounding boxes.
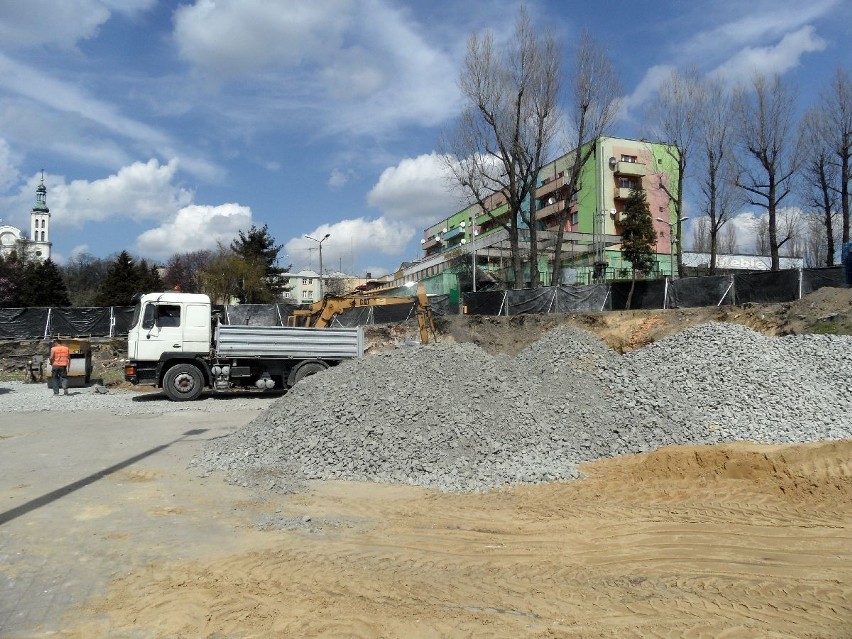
[620,188,657,309]
[95,251,142,306]
[230,224,289,302]
[16,259,71,307]
[0,255,20,307]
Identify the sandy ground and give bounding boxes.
[56,440,852,638]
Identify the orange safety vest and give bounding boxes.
[50,344,71,368]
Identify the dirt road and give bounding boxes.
[4,402,847,638]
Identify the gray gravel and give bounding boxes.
[193,322,852,493]
[0,382,279,416]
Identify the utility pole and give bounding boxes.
[656,216,688,277]
[305,233,330,298]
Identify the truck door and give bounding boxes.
[136,302,184,361]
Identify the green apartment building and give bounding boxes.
[384,137,679,296]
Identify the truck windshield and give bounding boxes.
[130,302,142,329]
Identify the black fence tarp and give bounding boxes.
[609,279,667,310]
[112,307,136,335]
[50,307,112,336]
[802,267,846,296]
[463,290,505,315]
[224,304,282,326]
[507,288,558,315]
[734,270,800,304]
[0,308,50,339]
[668,275,734,308]
[555,284,610,312]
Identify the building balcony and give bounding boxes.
[534,199,568,221]
[615,161,646,177]
[421,237,440,250]
[535,174,565,198]
[615,187,634,200]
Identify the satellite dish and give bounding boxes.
[610,208,617,217]
[547,197,555,206]
[608,156,617,170]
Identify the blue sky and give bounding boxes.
[0,0,849,275]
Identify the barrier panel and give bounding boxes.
[555,284,610,312]
[609,280,667,310]
[734,270,800,304]
[507,288,557,315]
[668,275,734,308]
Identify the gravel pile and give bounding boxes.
[195,321,852,492]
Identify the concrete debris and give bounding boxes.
[194,322,852,492]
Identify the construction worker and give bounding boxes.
[49,338,71,396]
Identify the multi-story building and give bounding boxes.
[0,173,53,262]
[380,137,679,296]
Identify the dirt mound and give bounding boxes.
[584,440,852,503]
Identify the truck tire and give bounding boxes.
[163,363,204,401]
[291,360,328,386]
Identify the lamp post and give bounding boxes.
[305,233,330,299]
[656,216,688,278]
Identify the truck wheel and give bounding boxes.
[291,361,328,386]
[164,363,204,401]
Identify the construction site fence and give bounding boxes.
[0,295,456,340]
[462,266,847,315]
[0,268,844,339]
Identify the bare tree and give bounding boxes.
[692,216,710,252]
[720,222,738,254]
[645,68,704,277]
[818,67,852,246]
[697,76,740,273]
[799,108,839,265]
[443,6,560,289]
[733,73,801,270]
[753,216,769,255]
[548,32,621,286]
[778,209,803,258]
[801,210,833,267]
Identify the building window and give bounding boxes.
[302,278,311,285]
[302,290,313,300]
[571,212,578,226]
[618,177,638,189]
[620,154,637,163]
[40,231,45,241]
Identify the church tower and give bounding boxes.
[29,170,51,261]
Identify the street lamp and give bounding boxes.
[656,217,688,278]
[304,233,330,299]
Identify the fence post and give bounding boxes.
[798,268,803,299]
[662,277,669,310]
[44,308,52,340]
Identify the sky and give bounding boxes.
[0,0,849,276]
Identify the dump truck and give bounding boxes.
[124,291,363,401]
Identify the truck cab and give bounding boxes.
[125,292,213,389]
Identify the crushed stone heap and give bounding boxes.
[195,322,852,492]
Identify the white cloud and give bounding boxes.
[173,0,352,78]
[620,64,676,120]
[0,139,21,192]
[172,0,459,135]
[0,0,155,49]
[135,203,253,260]
[367,153,464,225]
[0,1,109,49]
[286,217,415,273]
[328,169,350,189]
[710,26,827,84]
[45,159,193,227]
[681,0,838,61]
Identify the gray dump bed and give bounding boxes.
[214,324,363,359]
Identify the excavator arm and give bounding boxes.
[287,283,437,344]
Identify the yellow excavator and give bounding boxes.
[286,282,437,344]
